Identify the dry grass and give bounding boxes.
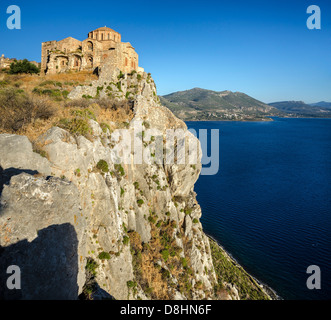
[0,71,134,142]
[0,89,56,133]
[0,70,97,97]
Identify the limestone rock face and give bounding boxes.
[0,134,51,176]
[0,173,86,299]
[0,73,219,300]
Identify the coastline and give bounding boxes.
[205,232,281,300]
[184,116,331,122]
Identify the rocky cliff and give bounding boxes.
[0,68,271,300]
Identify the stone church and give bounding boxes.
[41,26,141,75]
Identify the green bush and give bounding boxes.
[137,199,144,207]
[185,208,192,215]
[192,218,199,224]
[114,164,125,176]
[127,280,137,288]
[9,59,40,74]
[85,258,98,276]
[118,71,125,80]
[96,160,109,173]
[123,236,129,246]
[98,252,111,260]
[161,249,169,262]
[181,257,188,268]
[58,117,90,136]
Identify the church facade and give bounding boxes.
[41,27,140,75]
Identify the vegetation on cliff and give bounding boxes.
[209,238,271,300]
[0,69,275,300]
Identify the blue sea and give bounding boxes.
[186,118,331,300]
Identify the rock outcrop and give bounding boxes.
[0,70,232,300]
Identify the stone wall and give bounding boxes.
[41,27,139,75]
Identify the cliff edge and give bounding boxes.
[0,68,271,300]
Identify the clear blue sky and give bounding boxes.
[0,0,330,103]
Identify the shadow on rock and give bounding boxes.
[0,223,79,300]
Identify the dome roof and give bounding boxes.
[91,26,119,34]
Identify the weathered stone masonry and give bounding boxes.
[41,26,142,75]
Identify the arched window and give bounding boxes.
[87,57,93,68]
[74,56,81,67]
[87,41,93,51]
[125,57,128,66]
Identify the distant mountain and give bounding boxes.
[160,88,282,121]
[269,101,331,117]
[309,101,331,109]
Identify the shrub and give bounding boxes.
[96,160,109,173]
[123,236,129,246]
[9,59,40,74]
[114,164,125,176]
[65,98,92,109]
[118,71,125,80]
[192,218,199,224]
[100,122,111,134]
[144,287,153,295]
[74,168,81,177]
[141,121,150,129]
[181,257,188,268]
[98,252,111,260]
[156,221,162,228]
[0,89,55,132]
[85,258,98,276]
[184,208,192,215]
[72,109,96,121]
[116,81,122,92]
[148,215,157,224]
[58,117,90,136]
[161,269,170,280]
[161,249,170,262]
[137,199,144,207]
[127,280,137,288]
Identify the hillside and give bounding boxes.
[160,88,283,121]
[0,69,272,300]
[269,101,331,117]
[309,101,331,109]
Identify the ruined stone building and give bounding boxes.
[0,54,39,70]
[41,26,141,75]
[0,54,15,69]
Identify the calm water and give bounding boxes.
[187,118,331,300]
